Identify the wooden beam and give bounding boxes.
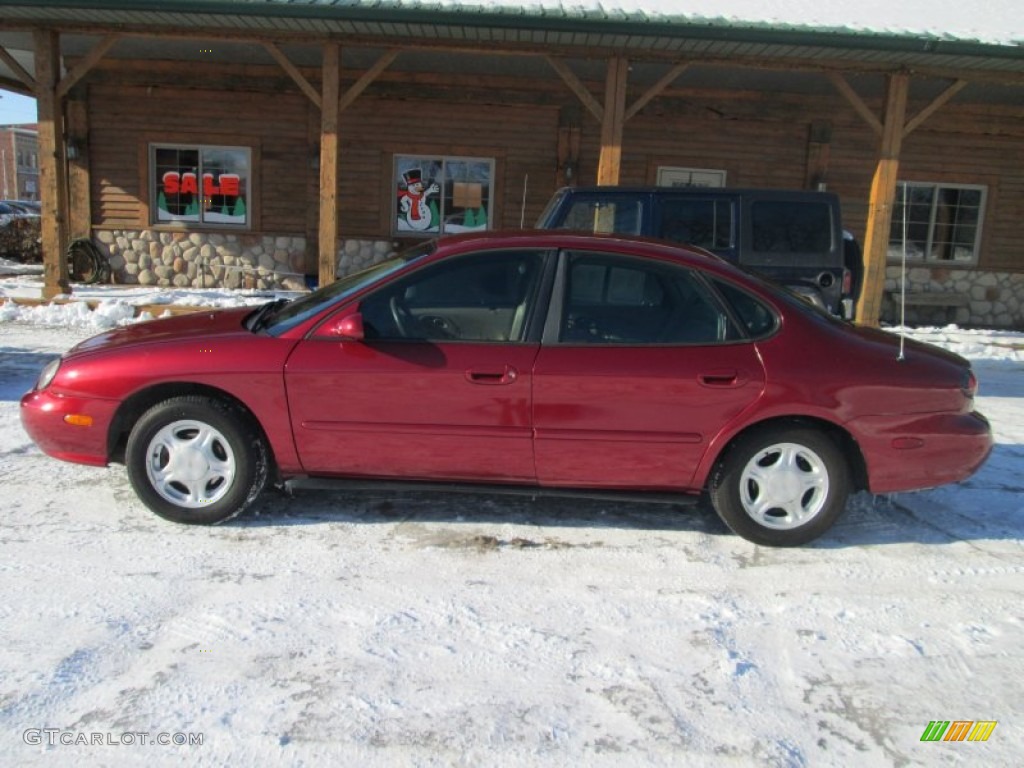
[318,42,340,288]
[856,73,910,327]
[56,34,119,101]
[0,45,35,90]
[903,79,969,138]
[33,29,71,298]
[827,72,883,135]
[263,41,322,109]
[338,48,399,113]
[545,56,603,123]
[623,61,688,122]
[66,97,91,239]
[597,56,629,186]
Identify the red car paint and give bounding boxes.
[21,232,992,505]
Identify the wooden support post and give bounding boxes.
[318,42,340,288]
[66,96,91,240]
[856,73,910,327]
[34,30,71,299]
[597,56,628,187]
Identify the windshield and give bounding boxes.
[540,193,646,236]
[259,241,435,335]
[535,189,570,228]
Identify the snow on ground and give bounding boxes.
[0,293,1021,767]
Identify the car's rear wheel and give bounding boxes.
[125,396,269,524]
[709,426,850,546]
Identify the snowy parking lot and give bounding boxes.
[1,305,1022,767]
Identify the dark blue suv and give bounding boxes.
[537,186,860,318]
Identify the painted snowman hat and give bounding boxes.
[402,169,425,186]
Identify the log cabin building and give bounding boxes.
[0,0,1022,327]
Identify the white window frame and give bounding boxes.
[393,154,495,238]
[889,181,987,265]
[656,166,727,188]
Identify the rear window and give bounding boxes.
[712,279,778,339]
[751,201,833,254]
[556,199,644,236]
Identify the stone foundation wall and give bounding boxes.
[339,238,400,275]
[94,230,397,291]
[882,266,1024,329]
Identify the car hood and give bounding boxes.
[67,306,256,357]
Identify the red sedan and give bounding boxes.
[21,232,992,546]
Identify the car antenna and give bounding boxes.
[897,182,908,361]
[520,174,528,229]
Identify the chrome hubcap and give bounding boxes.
[145,420,236,508]
[739,442,829,530]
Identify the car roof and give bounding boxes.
[551,185,837,199]
[432,229,726,265]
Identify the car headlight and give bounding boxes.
[36,358,61,390]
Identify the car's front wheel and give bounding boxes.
[125,396,269,524]
[709,426,850,546]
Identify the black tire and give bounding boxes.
[125,396,269,525]
[708,426,850,546]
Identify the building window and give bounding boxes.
[150,144,250,228]
[889,182,985,264]
[394,155,493,237]
[656,166,727,188]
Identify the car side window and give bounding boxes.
[360,250,543,342]
[658,198,733,250]
[711,279,778,338]
[559,253,737,344]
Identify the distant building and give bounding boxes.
[0,125,39,201]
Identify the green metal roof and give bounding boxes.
[0,0,1021,73]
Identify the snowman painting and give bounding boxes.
[397,168,440,232]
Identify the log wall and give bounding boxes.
[83,62,1024,280]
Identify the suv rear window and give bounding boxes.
[751,201,832,254]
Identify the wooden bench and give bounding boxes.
[886,291,970,309]
[884,291,971,324]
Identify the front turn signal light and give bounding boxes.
[63,414,93,427]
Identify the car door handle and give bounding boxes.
[699,369,745,387]
[465,365,519,385]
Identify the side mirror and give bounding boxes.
[323,312,365,341]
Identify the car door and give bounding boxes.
[285,248,550,482]
[532,250,766,490]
